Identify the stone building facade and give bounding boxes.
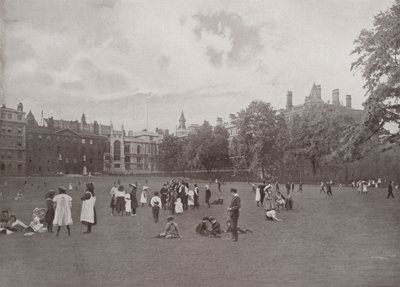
[25,112,107,175]
[0,103,26,176]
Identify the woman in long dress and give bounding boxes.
[187,189,195,208]
[129,184,138,216]
[80,182,96,234]
[205,185,211,208]
[140,186,148,206]
[115,185,126,216]
[53,186,73,237]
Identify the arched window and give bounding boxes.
[114,140,121,161]
[137,145,141,154]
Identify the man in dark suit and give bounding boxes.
[228,188,241,242]
[387,181,395,199]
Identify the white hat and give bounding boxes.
[143,185,149,190]
[129,183,137,188]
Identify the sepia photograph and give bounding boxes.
[0,0,399,286]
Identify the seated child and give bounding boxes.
[175,198,184,214]
[211,198,224,205]
[14,190,24,201]
[156,216,182,239]
[226,220,253,234]
[208,216,222,237]
[25,208,47,234]
[265,209,282,221]
[275,191,285,210]
[8,215,28,232]
[195,217,210,236]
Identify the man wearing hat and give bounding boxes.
[160,183,169,210]
[228,188,241,242]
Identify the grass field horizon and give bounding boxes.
[0,176,399,287]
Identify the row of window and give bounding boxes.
[0,150,24,160]
[0,137,24,147]
[28,134,96,145]
[0,162,24,173]
[0,113,23,121]
[1,126,23,134]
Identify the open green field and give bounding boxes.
[0,176,399,287]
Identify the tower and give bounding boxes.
[81,113,87,125]
[286,91,293,110]
[178,111,186,130]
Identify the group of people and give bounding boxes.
[1,182,97,237]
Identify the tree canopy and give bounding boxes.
[349,0,400,157]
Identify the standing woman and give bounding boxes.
[140,186,148,207]
[53,186,73,237]
[115,185,126,216]
[80,182,96,234]
[193,184,200,209]
[205,185,211,208]
[129,184,138,216]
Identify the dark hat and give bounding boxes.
[208,216,215,221]
[58,186,67,192]
[118,185,124,191]
[202,216,209,221]
[167,215,174,221]
[230,188,237,193]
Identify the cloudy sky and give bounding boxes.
[1,0,395,132]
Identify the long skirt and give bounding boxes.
[115,197,125,213]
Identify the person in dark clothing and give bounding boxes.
[44,190,56,232]
[195,217,210,236]
[258,184,266,206]
[169,188,177,215]
[129,184,138,216]
[205,185,211,208]
[208,216,222,237]
[387,181,395,199]
[228,188,241,242]
[217,180,222,192]
[326,182,333,197]
[160,184,169,210]
[291,182,295,193]
[298,182,303,193]
[285,182,291,196]
[193,184,200,209]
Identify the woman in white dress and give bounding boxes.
[175,198,183,214]
[187,189,195,208]
[53,186,73,237]
[140,186,148,206]
[80,182,96,234]
[125,192,132,215]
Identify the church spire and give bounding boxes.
[179,110,186,130]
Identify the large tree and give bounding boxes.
[236,100,286,180]
[186,121,230,173]
[349,0,400,158]
[158,134,187,172]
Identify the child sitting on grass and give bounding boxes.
[195,217,210,236]
[265,209,282,221]
[155,216,182,239]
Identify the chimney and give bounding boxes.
[315,85,321,99]
[229,113,236,124]
[216,117,223,126]
[346,95,352,108]
[332,89,340,106]
[286,91,293,110]
[17,103,23,111]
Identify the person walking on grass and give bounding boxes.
[228,188,241,242]
[387,181,395,199]
[205,185,211,208]
[53,186,73,237]
[150,191,162,223]
[80,182,96,234]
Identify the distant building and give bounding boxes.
[0,103,26,176]
[176,111,192,138]
[284,83,363,122]
[26,112,107,175]
[105,126,162,174]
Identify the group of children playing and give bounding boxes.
[195,216,253,238]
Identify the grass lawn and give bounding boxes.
[0,176,399,287]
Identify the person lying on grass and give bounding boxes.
[265,209,282,222]
[155,216,182,239]
[226,220,253,234]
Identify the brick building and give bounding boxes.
[25,112,107,175]
[0,103,26,176]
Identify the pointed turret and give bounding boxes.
[179,110,186,130]
[26,110,38,127]
[81,113,87,125]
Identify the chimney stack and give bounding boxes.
[346,95,352,108]
[286,91,293,110]
[216,117,223,126]
[332,89,340,106]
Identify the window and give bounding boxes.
[7,127,12,132]
[7,152,12,159]
[73,158,77,164]
[114,164,120,168]
[90,139,93,145]
[7,113,11,119]
[114,140,121,161]
[17,151,23,159]
[0,163,5,170]
[65,158,69,163]
[82,139,86,144]
[46,135,51,141]
[17,138,22,147]
[0,113,5,119]
[17,164,22,173]
[137,157,141,163]
[17,115,22,121]
[38,135,42,140]
[137,145,141,154]
[124,144,130,153]
[17,127,22,134]
[57,136,60,141]
[38,166,42,172]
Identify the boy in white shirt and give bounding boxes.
[150,191,162,223]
